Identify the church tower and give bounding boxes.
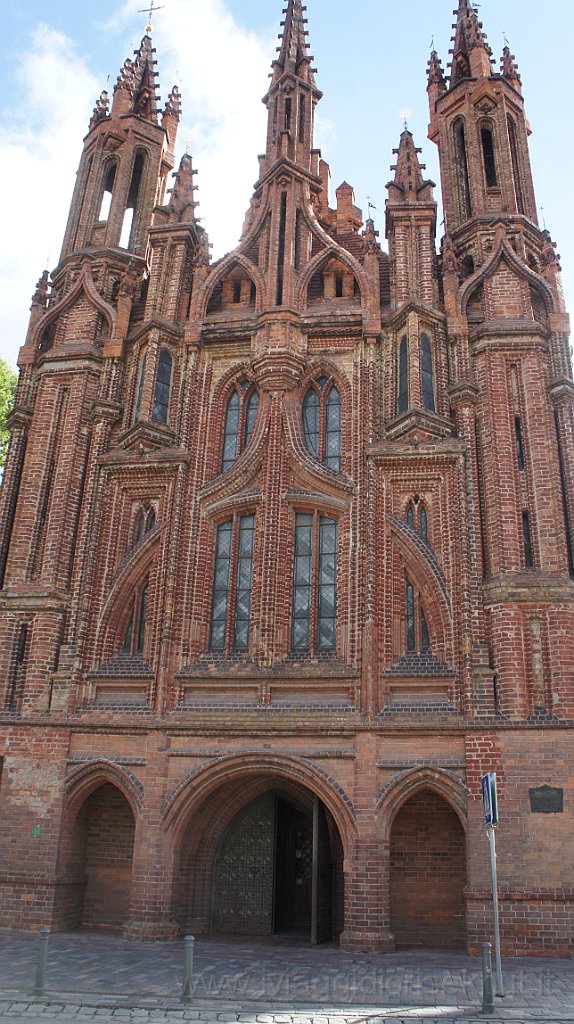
[428,0,574,720]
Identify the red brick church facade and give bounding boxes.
[0,0,572,953]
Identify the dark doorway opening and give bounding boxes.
[210,789,338,942]
[274,797,313,934]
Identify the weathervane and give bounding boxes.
[138,1,165,34]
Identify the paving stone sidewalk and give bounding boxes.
[0,931,572,1023]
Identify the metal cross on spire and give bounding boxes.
[138,1,165,34]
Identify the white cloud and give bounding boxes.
[0,26,101,368]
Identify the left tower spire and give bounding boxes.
[59,30,180,261]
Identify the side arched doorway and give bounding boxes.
[390,788,466,949]
[60,782,136,931]
[174,776,344,943]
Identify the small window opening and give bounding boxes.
[522,510,534,567]
[515,416,525,471]
[420,333,435,413]
[284,98,292,132]
[232,279,241,304]
[335,272,343,298]
[134,353,146,423]
[420,505,428,544]
[119,208,134,249]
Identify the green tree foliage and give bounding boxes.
[0,357,18,469]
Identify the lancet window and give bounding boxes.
[221,383,260,473]
[302,377,341,472]
[405,576,431,654]
[210,514,255,652]
[292,513,338,653]
[152,348,173,425]
[122,580,149,656]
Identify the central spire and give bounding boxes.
[449,0,493,86]
[273,0,316,87]
[262,0,322,176]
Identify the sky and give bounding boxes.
[0,0,572,370]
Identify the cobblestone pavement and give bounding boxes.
[0,931,572,1023]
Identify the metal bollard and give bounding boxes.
[181,934,195,1004]
[481,940,494,1014]
[33,928,50,998]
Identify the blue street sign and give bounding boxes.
[481,772,498,826]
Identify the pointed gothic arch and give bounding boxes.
[162,751,357,856]
[377,765,467,836]
[200,253,265,319]
[94,527,161,659]
[296,245,369,310]
[458,227,555,319]
[34,265,117,349]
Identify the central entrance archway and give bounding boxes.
[175,773,344,943]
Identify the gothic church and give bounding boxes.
[0,0,572,953]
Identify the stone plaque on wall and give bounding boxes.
[529,786,564,814]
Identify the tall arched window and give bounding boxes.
[302,378,341,472]
[419,505,428,544]
[507,116,525,215]
[244,390,259,448]
[210,513,255,652]
[292,512,338,653]
[454,119,472,220]
[405,575,431,654]
[152,348,173,425]
[420,334,435,412]
[98,163,116,222]
[221,383,259,473]
[481,126,498,188]
[120,152,145,250]
[398,337,409,414]
[122,579,149,656]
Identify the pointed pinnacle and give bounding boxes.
[501,45,522,85]
[274,0,315,83]
[89,89,110,129]
[427,50,446,88]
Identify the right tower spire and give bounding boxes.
[428,2,537,232]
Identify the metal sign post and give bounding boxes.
[481,772,504,998]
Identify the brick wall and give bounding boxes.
[390,790,466,948]
[78,783,135,931]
